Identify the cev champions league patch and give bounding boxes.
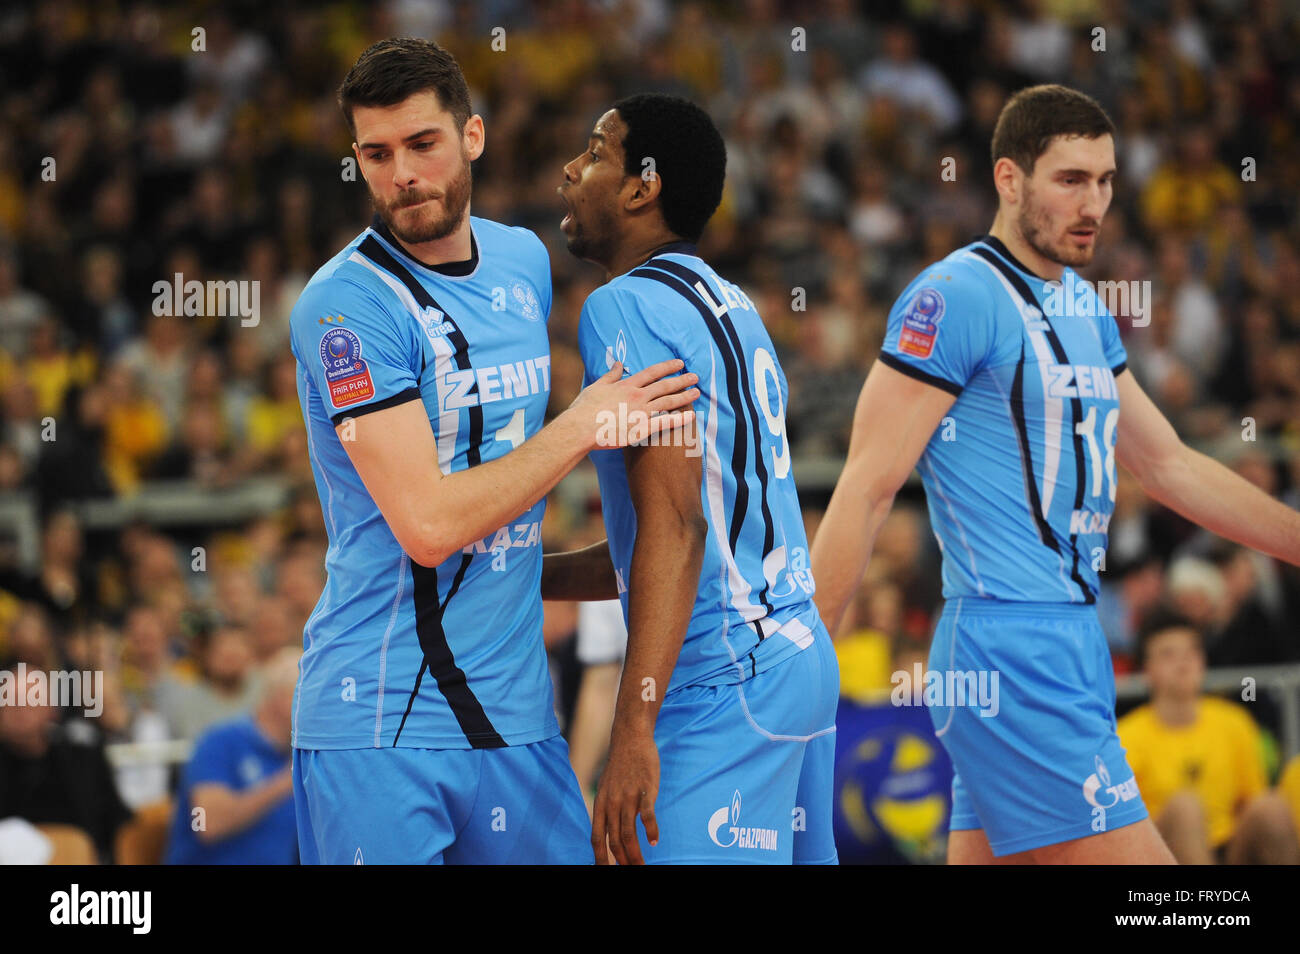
[897,287,945,359]
[318,324,375,408]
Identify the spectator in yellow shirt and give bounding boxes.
[101,363,169,493]
[1280,756,1300,840]
[1118,610,1300,864]
[242,353,302,466]
[19,317,96,419]
[1139,126,1240,235]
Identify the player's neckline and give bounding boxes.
[370,214,480,277]
[978,234,1054,283]
[640,240,698,265]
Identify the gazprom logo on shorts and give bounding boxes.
[1082,754,1140,832]
[707,790,778,852]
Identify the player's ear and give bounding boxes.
[462,115,485,162]
[625,167,661,213]
[352,143,368,183]
[992,156,1021,206]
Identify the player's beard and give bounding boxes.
[1018,183,1097,269]
[564,199,620,268]
[373,151,473,245]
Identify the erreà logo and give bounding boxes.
[707,789,778,851]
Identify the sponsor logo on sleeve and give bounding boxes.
[319,324,375,409]
[604,328,632,374]
[897,287,945,359]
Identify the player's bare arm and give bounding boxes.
[591,439,706,865]
[1114,369,1300,566]
[810,360,957,637]
[342,359,698,568]
[540,538,618,601]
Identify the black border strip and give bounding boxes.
[329,387,422,427]
[878,352,964,397]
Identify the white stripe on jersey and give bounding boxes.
[296,365,337,743]
[985,356,1077,601]
[300,365,339,540]
[698,342,812,656]
[372,549,409,747]
[426,334,459,475]
[964,250,1064,520]
[701,347,764,626]
[920,455,987,597]
[348,247,460,474]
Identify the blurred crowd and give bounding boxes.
[0,0,1299,863]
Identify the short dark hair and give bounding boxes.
[338,37,472,139]
[612,93,726,242]
[990,84,1116,175]
[1135,607,1203,667]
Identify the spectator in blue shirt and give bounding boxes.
[165,647,299,864]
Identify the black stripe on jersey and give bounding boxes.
[1009,340,1058,552]
[878,353,964,397]
[357,235,484,466]
[1112,361,1128,378]
[329,387,422,427]
[393,556,506,748]
[357,235,504,744]
[972,243,1096,603]
[627,264,777,622]
[640,259,780,612]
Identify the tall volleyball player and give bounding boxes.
[288,39,698,864]
[811,85,1300,864]
[548,94,840,865]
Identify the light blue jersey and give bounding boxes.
[880,235,1129,605]
[288,215,557,751]
[577,243,824,693]
[578,243,839,864]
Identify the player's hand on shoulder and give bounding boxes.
[565,359,700,451]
